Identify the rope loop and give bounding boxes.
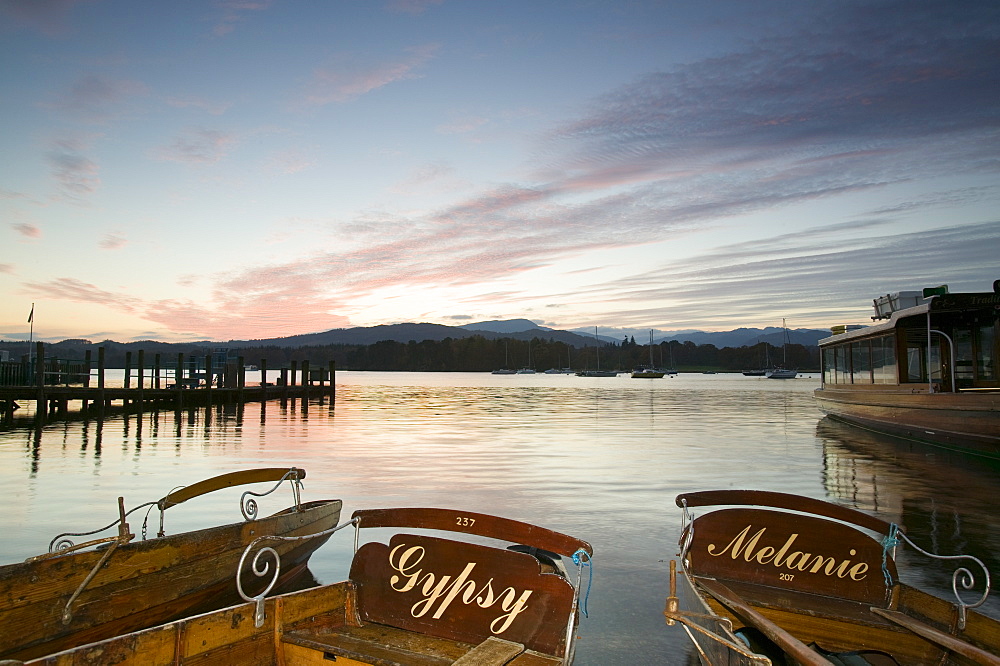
[881,522,901,588]
[572,548,593,618]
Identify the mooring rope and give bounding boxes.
[572,548,593,618]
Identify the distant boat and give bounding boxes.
[742,339,767,375]
[577,326,619,377]
[491,341,516,374]
[516,342,536,373]
[766,319,797,379]
[632,330,665,378]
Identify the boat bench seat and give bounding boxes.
[282,622,560,665]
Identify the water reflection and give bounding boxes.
[2,374,998,664]
[816,416,1000,618]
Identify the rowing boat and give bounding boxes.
[0,467,342,662]
[25,507,593,665]
[665,490,1000,665]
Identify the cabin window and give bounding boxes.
[872,335,897,384]
[851,341,872,384]
[902,328,927,383]
[835,344,850,383]
[954,328,974,386]
[980,323,996,380]
[823,348,836,384]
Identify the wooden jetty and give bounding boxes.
[0,343,335,426]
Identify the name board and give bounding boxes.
[351,533,574,654]
[685,508,894,605]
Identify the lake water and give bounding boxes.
[2,371,999,664]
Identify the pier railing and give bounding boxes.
[0,342,335,427]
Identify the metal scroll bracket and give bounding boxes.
[894,530,991,630]
[236,517,358,627]
[61,497,134,625]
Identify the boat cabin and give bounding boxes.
[819,284,1000,393]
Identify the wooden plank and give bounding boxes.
[871,608,1000,666]
[159,468,305,508]
[697,578,834,666]
[351,507,592,557]
[676,490,896,534]
[453,637,525,665]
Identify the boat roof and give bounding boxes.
[819,291,1000,346]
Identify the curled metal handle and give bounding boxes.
[236,517,359,627]
[896,530,991,629]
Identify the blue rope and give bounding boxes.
[572,549,593,618]
[881,523,901,588]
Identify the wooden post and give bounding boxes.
[84,349,92,389]
[280,367,288,406]
[260,358,268,393]
[329,360,336,401]
[124,352,132,390]
[302,360,310,401]
[175,353,184,410]
[136,350,145,412]
[237,355,245,403]
[35,341,46,423]
[97,346,106,415]
[154,354,161,390]
[204,354,213,405]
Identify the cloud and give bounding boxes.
[47,74,148,124]
[385,0,444,15]
[213,0,271,36]
[11,223,42,239]
[166,96,231,116]
[46,137,100,198]
[0,0,83,36]
[0,264,14,274]
[304,43,440,106]
[22,277,142,313]
[153,128,237,164]
[99,232,127,250]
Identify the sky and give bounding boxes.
[2,0,998,343]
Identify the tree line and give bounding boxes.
[1,336,819,373]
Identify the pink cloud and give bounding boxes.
[154,128,237,164]
[12,222,42,239]
[99,232,127,250]
[305,43,439,106]
[213,0,272,36]
[23,277,141,312]
[0,0,82,36]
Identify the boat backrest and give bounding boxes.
[158,467,305,509]
[351,533,576,654]
[678,491,898,607]
[351,507,592,558]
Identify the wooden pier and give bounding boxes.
[0,342,335,426]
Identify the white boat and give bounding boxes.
[577,327,618,377]
[632,331,665,378]
[766,319,797,379]
[491,341,516,374]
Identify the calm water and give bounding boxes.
[2,371,999,664]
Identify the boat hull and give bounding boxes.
[814,386,1000,458]
[0,498,342,661]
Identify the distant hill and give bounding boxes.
[224,320,831,349]
[460,319,551,334]
[4,320,834,351]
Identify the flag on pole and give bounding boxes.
[28,304,34,323]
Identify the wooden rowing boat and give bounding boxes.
[23,507,594,665]
[665,490,1000,665]
[0,467,342,662]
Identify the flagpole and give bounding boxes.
[28,303,34,384]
